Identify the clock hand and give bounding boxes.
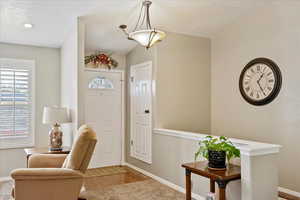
[258,73,264,83]
[256,73,266,95]
[257,81,266,96]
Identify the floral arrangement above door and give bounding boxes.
[85,52,118,69]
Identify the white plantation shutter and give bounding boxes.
[0,58,35,149]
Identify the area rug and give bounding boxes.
[81,179,185,200]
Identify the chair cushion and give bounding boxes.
[62,125,97,173]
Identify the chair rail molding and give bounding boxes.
[153,128,281,156]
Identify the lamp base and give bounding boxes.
[49,123,63,151]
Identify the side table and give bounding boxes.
[24,146,71,167]
[182,161,241,200]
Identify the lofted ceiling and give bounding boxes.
[0,0,299,53]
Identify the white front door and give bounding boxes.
[85,70,123,168]
[130,62,152,164]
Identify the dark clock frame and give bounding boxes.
[239,57,282,106]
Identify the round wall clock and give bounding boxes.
[239,58,282,106]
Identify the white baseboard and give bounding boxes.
[123,162,205,200]
[278,187,300,198]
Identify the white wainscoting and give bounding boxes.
[151,129,299,199]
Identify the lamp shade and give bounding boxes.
[129,29,166,48]
[43,106,70,125]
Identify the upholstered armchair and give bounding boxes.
[10,125,97,200]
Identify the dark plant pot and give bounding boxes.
[208,150,226,170]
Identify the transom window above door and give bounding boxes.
[0,58,35,149]
[88,76,114,89]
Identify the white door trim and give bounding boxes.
[84,68,126,165]
[130,61,153,164]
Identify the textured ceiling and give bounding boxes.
[0,0,299,52]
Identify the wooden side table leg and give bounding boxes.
[185,169,192,200]
[26,155,30,168]
[216,180,228,200]
[219,187,226,200]
[210,179,215,193]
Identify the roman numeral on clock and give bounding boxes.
[257,65,260,71]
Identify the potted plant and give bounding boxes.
[195,136,240,170]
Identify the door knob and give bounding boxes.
[145,110,150,114]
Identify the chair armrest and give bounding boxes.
[11,168,83,180]
[28,154,68,168]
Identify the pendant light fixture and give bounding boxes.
[119,0,166,49]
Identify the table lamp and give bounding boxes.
[43,106,70,151]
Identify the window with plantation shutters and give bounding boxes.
[0,58,35,149]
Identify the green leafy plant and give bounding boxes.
[194,136,240,163]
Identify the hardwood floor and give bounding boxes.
[84,166,149,190]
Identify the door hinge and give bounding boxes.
[130,77,134,82]
[130,140,134,146]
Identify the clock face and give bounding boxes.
[239,58,282,106]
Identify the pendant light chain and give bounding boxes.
[146,2,152,29]
[140,3,147,30]
[133,1,153,31]
[133,2,144,32]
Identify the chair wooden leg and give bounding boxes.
[78,198,86,200]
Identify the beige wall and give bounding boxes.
[0,42,60,176]
[126,32,211,196]
[126,32,211,132]
[211,4,300,191]
[156,32,211,132]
